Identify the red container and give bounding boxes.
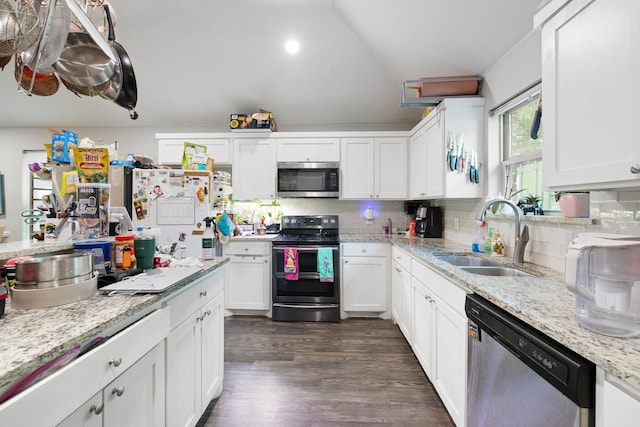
[418,76,479,98]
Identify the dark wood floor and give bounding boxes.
[200,316,455,427]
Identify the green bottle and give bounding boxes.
[484,227,493,255]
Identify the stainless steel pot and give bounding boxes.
[15,252,93,285]
[15,271,94,289]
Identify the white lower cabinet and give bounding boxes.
[0,308,170,427]
[412,277,435,378]
[0,269,226,427]
[59,391,103,427]
[391,246,413,342]
[166,271,225,427]
[59,343,166,427]
[224,241,271,312]
[341,243,389,317]
[596,367,640,426]
[411,259,467,427]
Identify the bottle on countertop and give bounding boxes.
[202,217,215,260]
[484,227,494,255]
[472,222,486,253]
[491,229,505,257]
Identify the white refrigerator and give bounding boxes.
[130,168,213,257]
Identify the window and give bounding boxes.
[493,82,559,212]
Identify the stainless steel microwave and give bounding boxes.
[277,162,339,198]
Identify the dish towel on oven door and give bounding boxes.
[317,247,334,282]
[284,247,298,280]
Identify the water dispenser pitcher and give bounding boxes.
[565,233,640,337]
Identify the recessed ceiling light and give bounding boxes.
[285,39,300,54]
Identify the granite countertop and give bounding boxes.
[0,239,78,262]
[0,256,229,397]
[341,233,640,391]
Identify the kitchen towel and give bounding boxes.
[284,247,298,280]
[317,247,334,282]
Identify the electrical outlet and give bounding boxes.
[454,217,460,230]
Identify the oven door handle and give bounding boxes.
[273,246,339,252]
[273,303,339,309]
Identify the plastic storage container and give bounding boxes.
[115,234,134,269]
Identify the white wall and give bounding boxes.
[437,29,640,273]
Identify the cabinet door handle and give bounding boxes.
[197,315,204,322]
[631,164,640,174]
[89,403,104,415]
[112,386,125,397]
[109,357,122,367]
[264,259,268,263]
[344,260,349,264]
[205,309,211,317]
[361,249,366,253]
[200,290,208,297]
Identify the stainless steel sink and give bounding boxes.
[459,266,533,277]
[435,255,501,267]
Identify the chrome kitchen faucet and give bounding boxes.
[476,197,529,264]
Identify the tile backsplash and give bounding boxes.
[232,193,640,274]
[437,194,640,273]
[232,199,411,235]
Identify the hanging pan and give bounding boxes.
[14,54,58,96]
[0,54,10,69]
[52,0,116,87]
[21,0,71,71]
[97,4,137,119]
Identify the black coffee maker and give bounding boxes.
[415,206,443,238]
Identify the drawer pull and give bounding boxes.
[90,403,104,415]
[109,357,122,367]
[200,290,208,297]
[112,386,125,397]
[631,164,640,174]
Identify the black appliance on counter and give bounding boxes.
[271,215,340,322]
[416,206,443,238]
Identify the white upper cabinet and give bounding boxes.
[340,137,407,199]
[232,139,277,200]
[156,133,233,165]
[409,98,484,199]
[276,138,340,162]
[537,0,640,190]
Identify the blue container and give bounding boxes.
[73,240,113,274]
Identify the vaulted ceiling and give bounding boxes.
[0,0,543,129]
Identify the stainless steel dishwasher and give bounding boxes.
[465,294,595,427]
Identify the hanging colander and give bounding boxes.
[0,0,41,56]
